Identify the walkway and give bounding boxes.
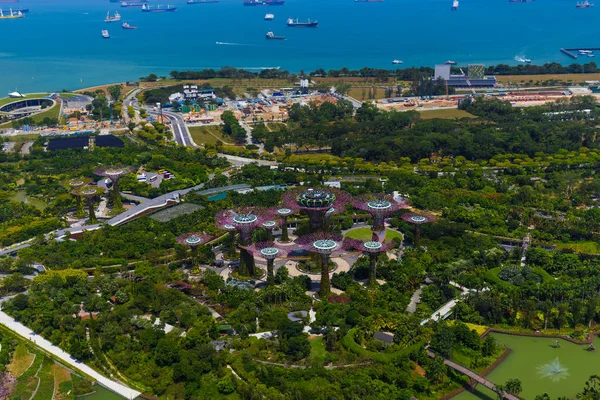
[420,281,488,325]
[0,183,251,256]
[0,311,141,400]
[427,350,518,400]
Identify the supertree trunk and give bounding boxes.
[239,248,255,276]
[111,180,123,210]
[87,198,97,223]
[414,225,421,248]
[308,211,325,233]
[266,258,275,286]
[369,253,378,286]
[227,231,237,258]
[191,246,198,267]
[319,253,331,298]
[281,216,289,242]
[372,214,385,232]
[75,196,85,218]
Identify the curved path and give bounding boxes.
[0,311,141,399]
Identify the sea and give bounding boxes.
[0,0,599,94]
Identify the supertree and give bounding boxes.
[401,212,435,248]
[295,232,344,297]
[345,238,395,286]
[274,206,298,242]
[246,242,289,286]
[72,185,104,223]
[176,233,212,267]
[215,207,275,276]
[352,193,409,233]
[94,165,134,211]
[281,187,352,232]
[62,177,92,217]
[261,220,280,241]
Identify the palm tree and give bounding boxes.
[505,378,522,396]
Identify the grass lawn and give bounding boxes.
[309,336,327,365]
[345,227,403,242]
[418,108,476,120]
[8,342,35,377]
[0,93,51,107]
[555,240,600,254]
[189,125,235,145]
[495,73,600,84]
[33,357,56,400]
[347,87,389,101]
[53,364,72,400]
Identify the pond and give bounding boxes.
[454,333,600,400]
[9,191,47,210]
[207,192,227,201]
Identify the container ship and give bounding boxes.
[188,0,219,3]
[266,31,285,39]
[0,8,23,18]
[243,0,285,6]
[142,4,178,11]
[122,22,137,29]
[105,11,121,22]
[287,17,318,27]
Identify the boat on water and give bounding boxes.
[392,60,403,64]
[264,13,274,19]
[122,22,137,29]
[187,0,219,3]
[266,31,285,39]
[451,0,459,10]
[142,4,177,11]
[105,11,121,22]
[243,0,285,6]
[525,58,531,63]
[102,29,110,38]
[576,0,593,7]
[445,60,457,65]
[287,17,318,27]
[121,1,149,7]
[0,8,23,18]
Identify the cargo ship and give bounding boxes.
[287,17,318,27]
[105,11,121,22]
[102,29,110,38]
[451,0,459,10]
[0,8,23,18]
[243,0,285,6]
[122,22,137,29]
[266,31,285,39]
[142,4,177,11]
[187,0,219,3]
[121,1,149,7]
[576,0,593,7]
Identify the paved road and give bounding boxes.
[0,311,141,399]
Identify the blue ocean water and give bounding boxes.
[0,0,599,94]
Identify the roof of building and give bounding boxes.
[374,331,395,344]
